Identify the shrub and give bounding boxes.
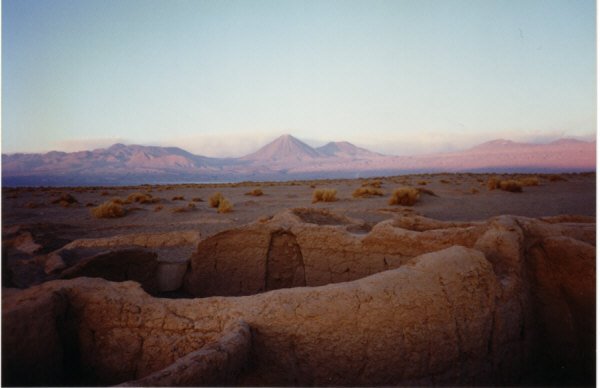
[154,205,163,212]
[362,180,382,188]
[487,177,500,190]
[126,192,158,204]
[352,187,383,198]
[191,197,204,202]
[417,180,428,185]
[548,174,567,182]
[499,180,522,193]
[471,187,479,194]
[172,203,196,213]
[312,189,338,203]
[217,198,233,213]
[101,191,110,196]
[209,192,224,208]
[172,196,185,201]
[51,193,78,205]
[91,201,126,218]
[518,177,539,186]
[388,187,420,206]
[245,189,264,196]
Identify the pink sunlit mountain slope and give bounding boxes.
[2,136,595,186]
[316,141,383,158]
[241,134,322,163]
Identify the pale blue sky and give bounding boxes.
[2,0,596,156]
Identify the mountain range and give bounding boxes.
[2,134,596,186]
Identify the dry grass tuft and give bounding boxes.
[51,193,78,205]
[439,179,451,184]
[101,191,110,196]
[470,187,480,194]
[499,180,523,193]
[487,177,500,190]
[361,180,382,188]
[91,201,126,218]
[154,205,163,212]
[245,189,264,197]
[209,192,225,208]
[312,188,338,203]
[417,180,428,185]
[352,187,384,198]
[217,198,233,213]
[127,192,159,204]
[488,177,523,192]
[172,202,196,213]
[388,187,420,206]
[518,177,540,186]
[191,197,204,202]
[172,196,185,201]
[548,174,567,182]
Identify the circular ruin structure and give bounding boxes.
[2,210,595,386]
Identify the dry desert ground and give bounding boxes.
[1,172,596,386]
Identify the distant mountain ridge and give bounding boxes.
[2,135,595,186]
[241,134,383,163]
[242,134,322,162]
[316,141,382,158]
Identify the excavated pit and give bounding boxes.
[2,229,200,296]
[292,208,351,225]
[2,211,596,386]
[184,209,489,296]
[2,284,251,386]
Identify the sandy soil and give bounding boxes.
[2,172,595,245]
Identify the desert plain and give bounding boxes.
[1,171,596,386]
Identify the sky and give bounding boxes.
[2,0,597,157]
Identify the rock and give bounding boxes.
[118,320,251,387]
[1,214,595,386]
[60,248,159,294]
[2,223,76,254]
[11,231,42,255]
[44,252,67,274]
[2,286,69,386]
[61,230,201,250]
[519,218,596,384]
[3,246,500,386]
[3,254,47,289]
[156,256,189,292]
